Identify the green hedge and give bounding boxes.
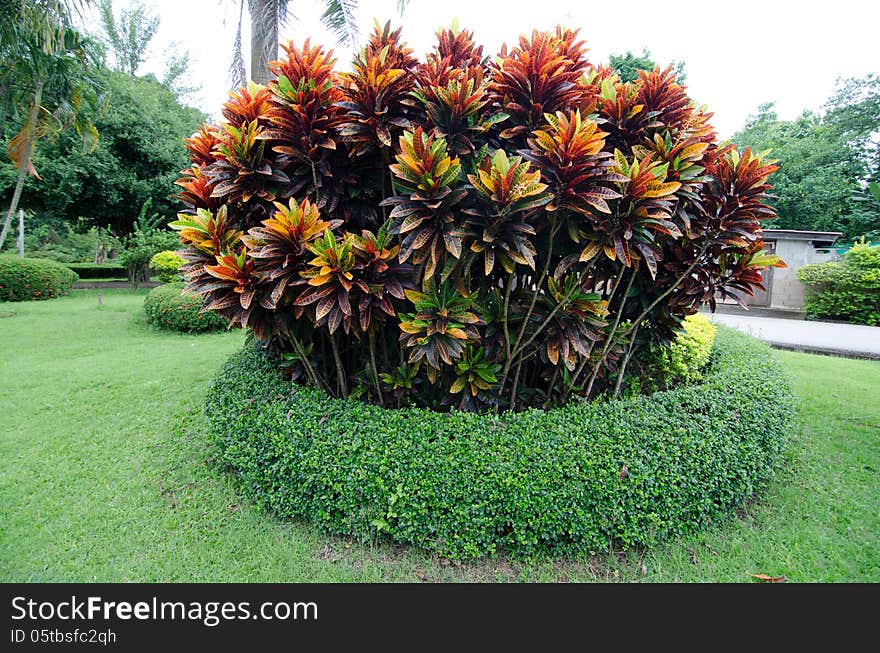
[797,243,880,325]
[206,327,794,558]
[0,255,78,302]
[65,262,127,279]
[144,283,228,332]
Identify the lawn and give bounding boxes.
[1,289,877,582]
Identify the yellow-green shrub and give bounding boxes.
[626,314,717,395]
[662,314,717,384]
[149,250,185,283]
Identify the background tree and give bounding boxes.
[98,0,157,76]
[733,75,880,240]
[0,70,205,236]
[99,0,199,99]
[0,1,104,250]
[244,0,290,85]
[162,47,199,100]
[609,48,687,83]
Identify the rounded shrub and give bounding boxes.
[150,250,186,283]
[144,282,228,332]
[0,255,78,302]
[206,327,793,559]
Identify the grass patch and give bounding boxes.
[1,290,877,581]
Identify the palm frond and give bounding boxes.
[320,0,359,47]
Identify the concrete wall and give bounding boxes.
[768,239,839,310]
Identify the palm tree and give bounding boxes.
[232,0,406,86]
[0,1,104,250]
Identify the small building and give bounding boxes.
[748,229,843,311]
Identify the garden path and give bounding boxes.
[709,313,880,360]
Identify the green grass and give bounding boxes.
[1,290,877,582]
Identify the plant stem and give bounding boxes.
[380,150,389,222]
[612,331,640,399]
[369,329,384,405]
[511,258,597,361]
[501,270,515,365]
[543,365,561,409]
[291,333,327,393]
[611,242,711,399]
[501,218,559,389]
[309,160,320,204]
[584,267,635,398]
[564,339,599,401]
[329,331,348,396]
[508,359,523,411]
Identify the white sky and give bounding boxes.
[88,0,880,138]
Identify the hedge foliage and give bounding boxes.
[632,314,717,395]
[0,255,78,301]
[144,283,228,332]
[65,262,127,279]
[797,242,880,325]
[206,327,793,558]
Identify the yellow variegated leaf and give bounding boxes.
[404,289,428,304]
[449,376,466,394]
[604,243,617,261]
[579,241,601,262]
[643,181,682,198]
[680,142,709,161]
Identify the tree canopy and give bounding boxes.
[0,0,105,249]
[1,69,205,234]
[733,75,880,240]
[609,48,687,84]
[98,0,158,76]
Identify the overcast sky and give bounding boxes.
[94,0,880,138]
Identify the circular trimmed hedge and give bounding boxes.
[0,255,78,302]
[206,327,793,558]
[144,283,228,332]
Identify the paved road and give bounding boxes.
[707,312,880,360]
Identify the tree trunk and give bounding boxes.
[16,210,24,257]
[248,0,278,84]
[94,228,107,263]
[0,80,42,251]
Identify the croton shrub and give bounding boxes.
[173,22,783,412]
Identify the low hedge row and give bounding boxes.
[797,242,880,325]
[65,262,127,279]
[0,255,78,301]
[206,327,793,559]
[144,283,228,332]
